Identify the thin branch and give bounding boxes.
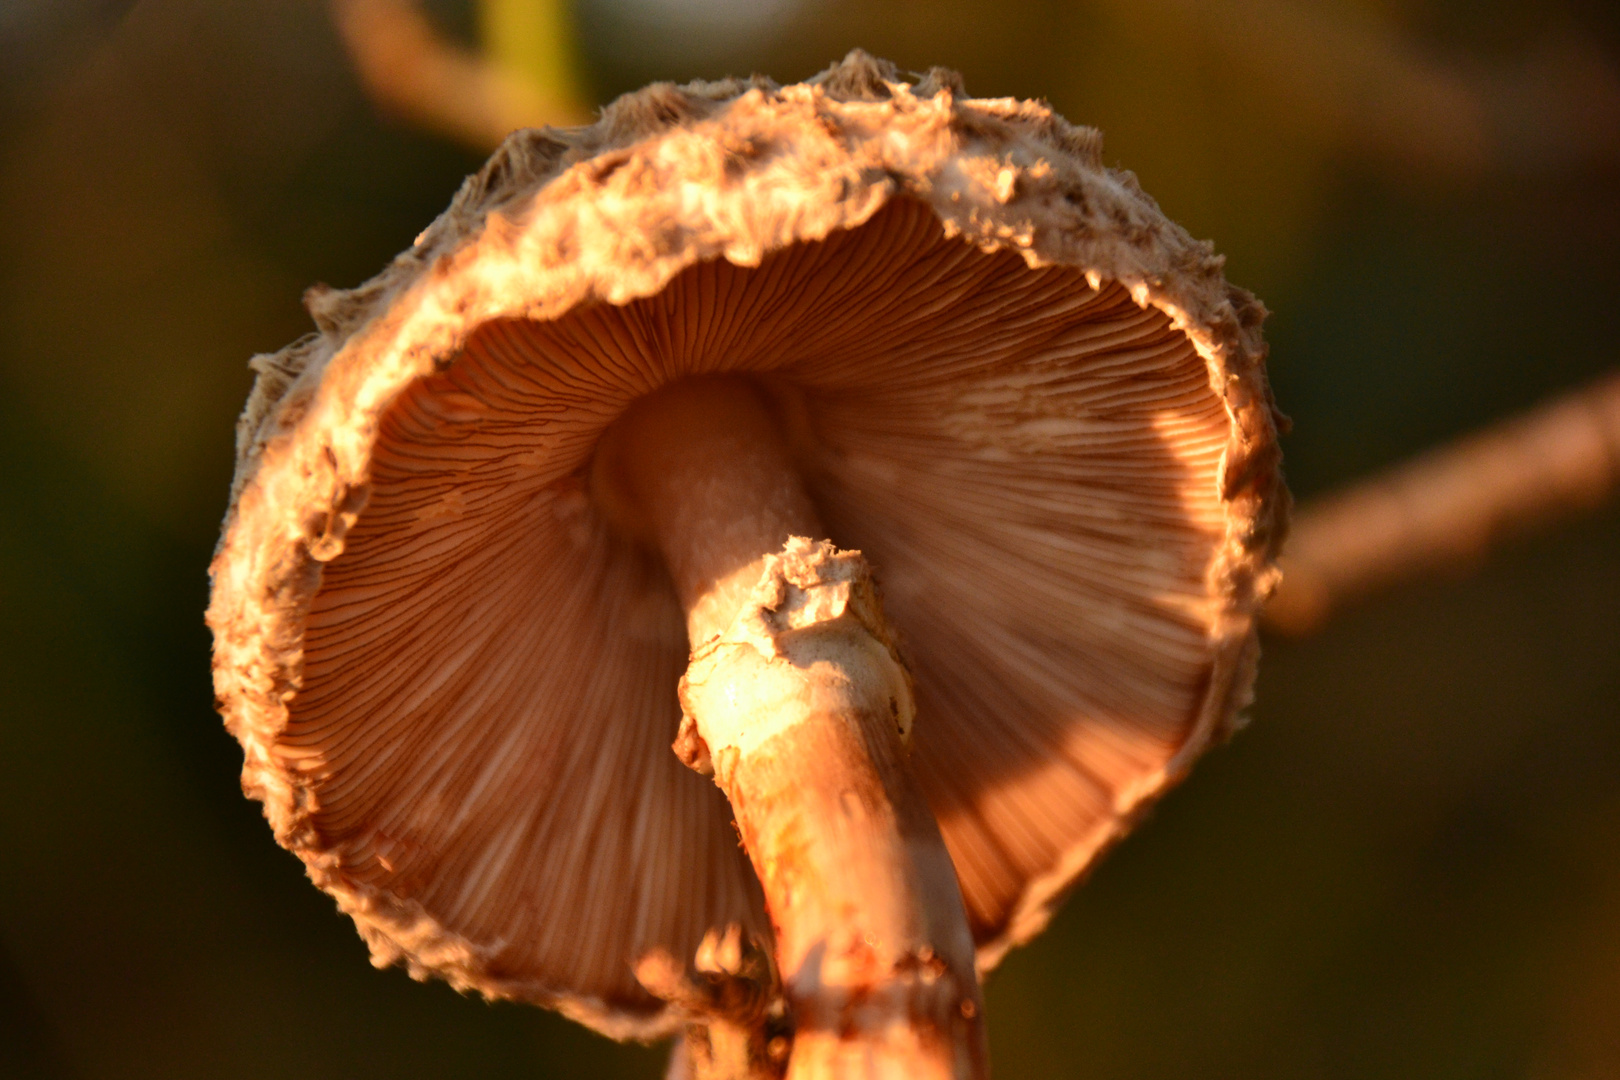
[329,0,589,152]
[1266,369,1620,635]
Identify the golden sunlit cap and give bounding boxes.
[207,51,1286,1038]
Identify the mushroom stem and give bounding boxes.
[597,378,989,1080]
[593,377,825,643]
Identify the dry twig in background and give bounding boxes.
[330,0,589,150]
[1267,370,1620,635]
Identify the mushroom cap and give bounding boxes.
[208,52,1286,1039]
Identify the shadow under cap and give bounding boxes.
[207,50,1286,1040]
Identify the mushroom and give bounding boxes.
[208,52,1285,1080]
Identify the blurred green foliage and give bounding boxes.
[480,0,582,111]
[1,1,1616,1077]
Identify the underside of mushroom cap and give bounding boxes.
[208,51,1286,1039]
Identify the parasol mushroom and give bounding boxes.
[208,51,1285,1079]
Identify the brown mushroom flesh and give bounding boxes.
[208,52,1285,1052]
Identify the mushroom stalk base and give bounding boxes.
[678,540,987,1080]
[597,378,986,1079]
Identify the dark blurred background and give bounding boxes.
[2,1,1617,1077]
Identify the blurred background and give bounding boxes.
[1,1,1617,1077]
